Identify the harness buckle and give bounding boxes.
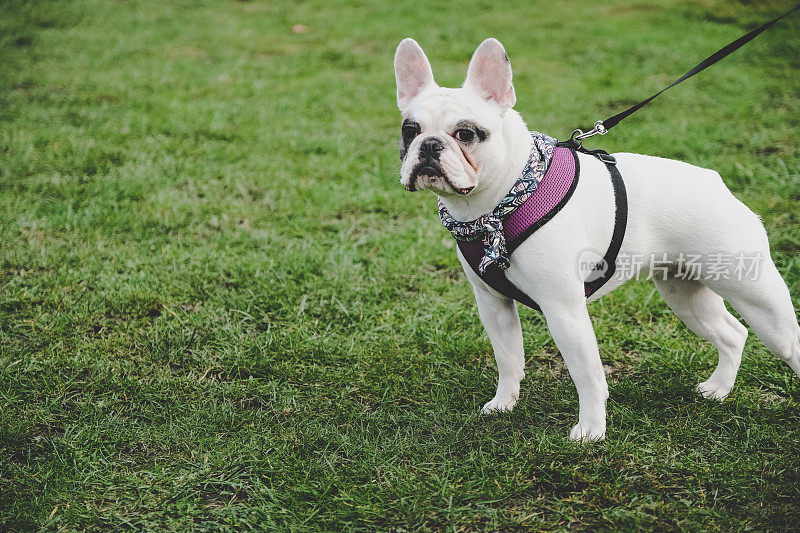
[594,151,617,165]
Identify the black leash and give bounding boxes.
[567,3,800,147]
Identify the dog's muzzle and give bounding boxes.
[406,137,474,195]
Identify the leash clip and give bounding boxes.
[569,120,608,148]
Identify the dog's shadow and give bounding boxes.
[452,357,799,448]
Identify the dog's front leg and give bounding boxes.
[472,284,525,414]
[542,301,608,442]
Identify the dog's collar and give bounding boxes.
[438,131,557,274]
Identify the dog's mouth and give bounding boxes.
[407,164,475,195]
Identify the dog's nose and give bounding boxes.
[419,137,444,160]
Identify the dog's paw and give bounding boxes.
[569,422,606,443]
[696,379,732,401]
[481,394,518,414]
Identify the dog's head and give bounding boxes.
[394,38,518,197]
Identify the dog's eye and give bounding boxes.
[402,125,419,140]
[454,129,475,143]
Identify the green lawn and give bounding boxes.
[2,0,800,530]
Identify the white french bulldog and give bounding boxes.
[394,37,800,441]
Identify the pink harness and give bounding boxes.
[457,146,627,311]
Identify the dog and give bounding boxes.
[393,37,800,441]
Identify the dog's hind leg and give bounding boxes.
[706,261,800,379]
[653,275,748,400]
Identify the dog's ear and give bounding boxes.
[463,38,516,113]
[394,38,436,111]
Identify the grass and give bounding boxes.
[1,0,800,529]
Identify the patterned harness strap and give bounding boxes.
[439,132,557,274]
